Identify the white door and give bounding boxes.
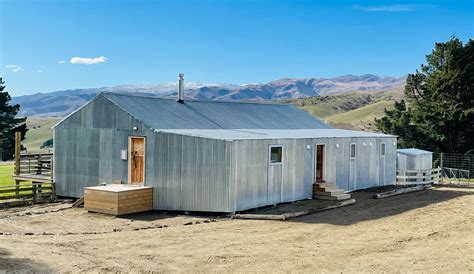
[267,145,283,205]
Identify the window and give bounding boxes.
[270,146,283,164]
[350,143,356,159]
[380,143,386,157]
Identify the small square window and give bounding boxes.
[381,143,386,157]
[270,146,282,164]
[350,143,356,159]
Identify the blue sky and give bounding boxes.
[1,0,473,96]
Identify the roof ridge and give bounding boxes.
[101,91,292,106]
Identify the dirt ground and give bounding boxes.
[0,186,473,272]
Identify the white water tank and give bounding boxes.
[397,148,433,171]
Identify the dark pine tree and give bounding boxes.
[0,78,28,161]
[376,37,474,153]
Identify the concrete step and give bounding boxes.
[313,189,345,196]
[314,193,351,201]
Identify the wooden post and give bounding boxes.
[15,132,21,198]
[32,184,38,204]
[51,182,56,202]
[440,152,444,183]
[50,158,54,180]
[37,154,42,175]
[15,132,21,175]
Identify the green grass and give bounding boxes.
[0,163,15,186]
[0,163,51,199]
[23,117,61,153]
[326,100,395,130]
[300,105,340,119]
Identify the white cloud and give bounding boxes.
[37,69,43,73]
[352,4,433,12]
[5,64,22,72]
[58,60,65,64]
[70,56,108,65]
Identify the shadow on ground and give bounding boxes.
[117,210,228,222]
[289,187,473,225]
[0,247,53,272]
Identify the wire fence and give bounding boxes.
[432,153,474,178]
[432,152,473,186]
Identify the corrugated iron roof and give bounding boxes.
[103,92,331,130]
[156,128,395,140]
[397,148,432,156]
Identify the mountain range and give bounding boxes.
[12,74,406,117]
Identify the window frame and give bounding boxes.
[380,142,386,157]
[350,143,356,159]
[269,145,283,165]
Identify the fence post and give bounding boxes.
[50,158,53,180]
[15,132,21,175]
[14,132,21,197]
[32,184,37,204]
[37,154,42,175]
[440,152,444,183]
[51,182,56,202]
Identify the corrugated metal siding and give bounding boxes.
[150,132,231,212]
[397,151,432,170]
[230,137,397,211]
[102,93,330,129]
[54,95,152,197]
[55,103,233,211]
[55,93,397,213]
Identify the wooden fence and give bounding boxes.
[396,167,441,185]
[0,182,56,203]
[16,152,53,177]
[0,132,56,205]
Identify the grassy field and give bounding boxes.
[326,100,395,130]
[23,117,61,153]
[0,163,15,186]
[291,90,403,130]
[0,163,47,198]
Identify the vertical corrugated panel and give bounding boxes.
[150,132,231,212]
[54,94,150,198]
[229,136,399,211]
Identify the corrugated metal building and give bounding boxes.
[397,148,433,171]
[53,92,397,212]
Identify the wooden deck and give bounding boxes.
[84,184,153,215]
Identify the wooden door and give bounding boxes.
[128,137,145,185]
[315,144,325,182]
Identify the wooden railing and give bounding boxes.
[396,167,441,185]
[2,132,56,205]
[16,153,53,177]
[0,182,56,203]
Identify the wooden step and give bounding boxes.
[313,182,335,189]
[313,186,340,193]
[314,189,345,196]
[314,193,351,201]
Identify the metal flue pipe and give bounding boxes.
[177,73,184,103]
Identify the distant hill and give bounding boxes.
[287,88,405,131]
[23,117,62,153]
[12,74,406,117]
[13,74,406,151]
[327,100,396,131]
